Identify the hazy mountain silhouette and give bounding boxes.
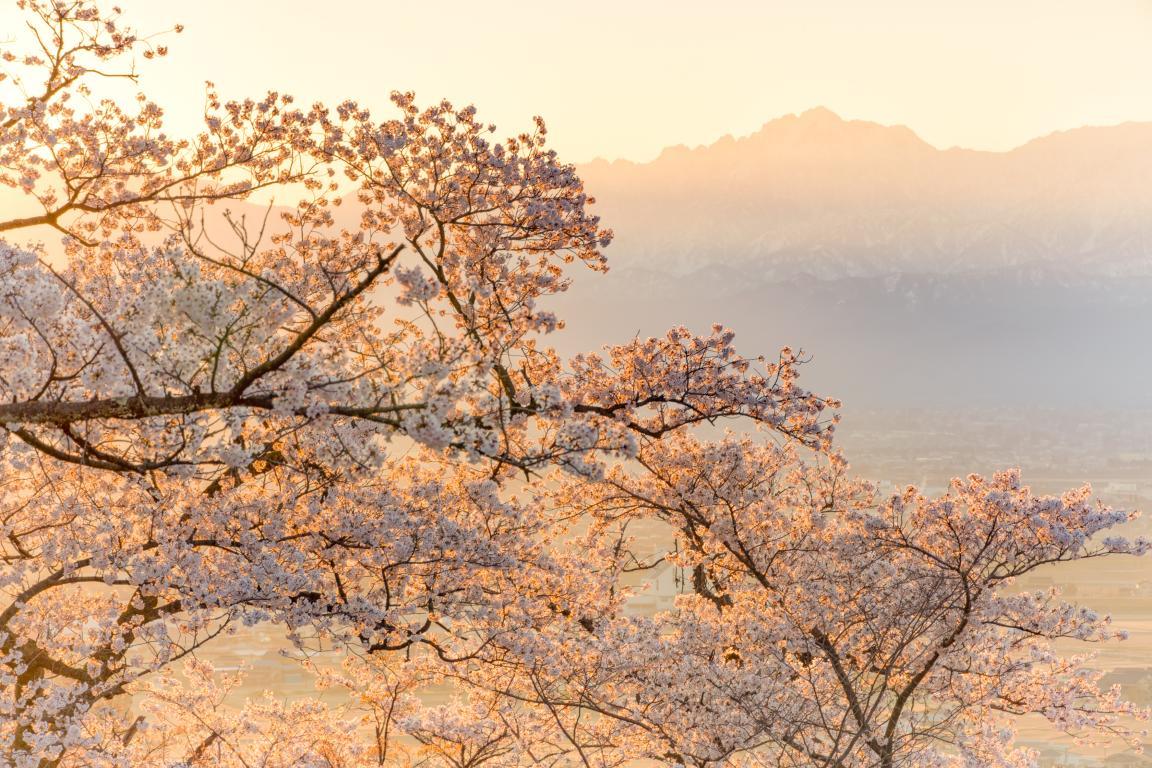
[550,110,1152,408]
[577,108,1152,280]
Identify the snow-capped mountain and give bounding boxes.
[552,112,1152,408]
[576,108,1152,281]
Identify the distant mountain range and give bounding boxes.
[576,107,1152,280]
[548,111,1152,408]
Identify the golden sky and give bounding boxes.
[7,0,1152,162]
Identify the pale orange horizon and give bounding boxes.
[2,0,1150,164]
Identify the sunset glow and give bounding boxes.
[2,0,1150,161]
[1,2,1151,766]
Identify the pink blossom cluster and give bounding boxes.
[0,4,1146,768]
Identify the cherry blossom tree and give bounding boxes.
[0,3,1146,767]
[515,438,1150,768]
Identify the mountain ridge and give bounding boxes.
[548,110,1152,407]
[581,108,1152,167]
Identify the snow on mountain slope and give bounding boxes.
[577,109,1152,280]
[553,114,1152,407]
